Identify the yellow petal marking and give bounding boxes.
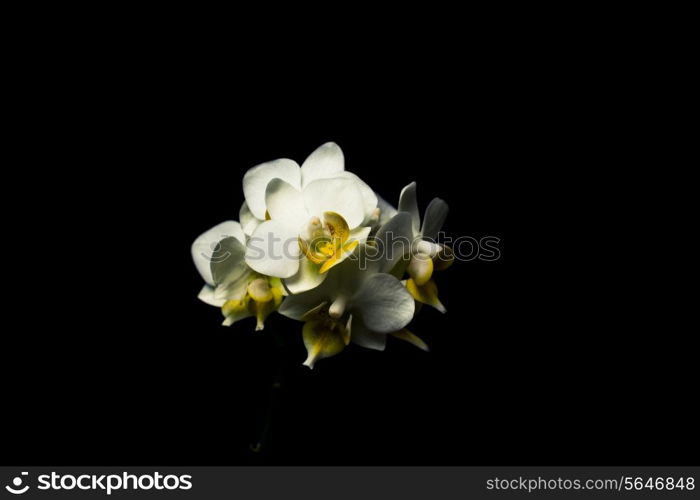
[271,283,284,307]
[299,212,354,272]
[317,240,336,257]
[299,237,326,265]
[408,254,434,286]
[323,211,350,245]
[222,297,249,317]
[302,318,349,369]
[405,278,446,313]
[390,328,429,352]
[222,296,252,326]
[221,275,284,330]
[250,300,271,331]
[269,276,288,296]
[251,277,284,331]
[319,239,359,274]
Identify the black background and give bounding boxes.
[3,25,696,466]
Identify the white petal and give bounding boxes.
[192,221,246,286]
[352,273,415,333]
[213,269,252,301]
[300,142,345,187]
[197,284,226,307]
[350,318,387,351]
[243,158,301,219]
[337,171,378,220]
[421,198,449,241]
[265,178,309,228]
[349,226,371,244]
[278,274,336,320]
[239,201,262,236]
[284,256,327,294]
[334,257,370,296]
[371,212,414,274]
[303,177,365,229]
[398,181,420,237]
[210,236,248,286]
[245,220,300,278]
[376,193,398,226]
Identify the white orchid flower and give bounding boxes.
[241,142,377,293]
[192,141,454,371]
[278,213,428,368]
[397,182,451,313]
[192,221,285,330]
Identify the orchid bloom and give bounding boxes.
[397,182,451,313]
[192,221,285,330]
[241,142,378,293]
[192,143,453,369]
[278,213,427,368]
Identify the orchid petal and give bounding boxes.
[191,221,246,286]
[197,284,226,307]
[376,193,398,226]
[209,236,248,287]
[349,226,372,244]
[278,274,336,320]
[352,273,415,333]
[243,158,301,219]
[239,201,262,236]
[350,318,387,351]
[284,256,327,294]
[245,220,300,278]
[398,181,420,236]
[300,142,345,187]
[370,212,413,274]
[421,197,449,241]
[303,177,365,229]
[337,171,378,220]
[265,178,309,228]
[213,269,252,301]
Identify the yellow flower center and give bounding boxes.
[298,211,359,274]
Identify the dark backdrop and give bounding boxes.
[3,34,696,466]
